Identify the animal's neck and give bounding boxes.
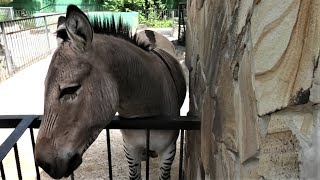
[94,35,172,118]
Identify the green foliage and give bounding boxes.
[103,0,144,12]
[103,0,125,12]
[0,0,11,5]
[146,19,174,28]
[103,0,174,28]
[0,14,9,22]
[139,15,174,28]
[6,0,41,11]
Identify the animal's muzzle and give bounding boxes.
[35,138,83,179]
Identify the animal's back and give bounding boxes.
[135,30,186,110]
[135,30,176,58]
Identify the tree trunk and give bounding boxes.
[185,0,320,179]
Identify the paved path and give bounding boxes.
[0,54,52,180]
[0,55,51,115]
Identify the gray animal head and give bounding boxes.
[35,5,118,179]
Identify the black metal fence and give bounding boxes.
[0,115,200,180]
[0,13,63,82]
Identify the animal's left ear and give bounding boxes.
[65,4,93,52]
[56,16,67,45]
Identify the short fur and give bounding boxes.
[35,4,186,180]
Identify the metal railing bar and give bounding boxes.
[2,16,61,35]
[0,161,5,180]
[4,25,44,35]
[29,128,40,180]
[47,22,59,26]
[145,129,150,180]
[22,22,33,66]
[0,116,36,161]
[4,19,55,35]
[106,129,113,180]
[13,143,22,179]
[32,18,43,61]
[15,24,26,68]
[0,115,200,130]
[178,130,184,180]
[0,22,14,76]
[0,116,198,180]
[44,17,50,52]
[107,116,200,130]
[0,13,65,24]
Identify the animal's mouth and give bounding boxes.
[63,153,83,178]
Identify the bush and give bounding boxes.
[0,15,9,22]
[139,12,174,28]
[140,18,174,28]
[103,0,174,28]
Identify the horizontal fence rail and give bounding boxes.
[0,115,200,180]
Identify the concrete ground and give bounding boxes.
[0,28,189,180]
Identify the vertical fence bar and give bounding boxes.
[13,144,22,180]
[9,7,13,20]
[0,22,14,76]
[146,129,150,180]
[178,130,185,180]
[28,18,37,65]
[13,21,25,68]
[29,128,40,180]
[0,161,5,180]
[8,22,16,68]
[106,129,113,180]
[19,20,32,67]
[43,16,51,51]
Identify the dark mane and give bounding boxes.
[90,15,151,51]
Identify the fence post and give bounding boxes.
[9,7,14,20]
[43,16,51,51]
[171,10,175,20]
[0,22,14,76]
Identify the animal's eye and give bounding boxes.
[59,85,81,101]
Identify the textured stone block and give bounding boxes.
[254,0,320,115]
[258,131,300,179]
[185,0,319,179]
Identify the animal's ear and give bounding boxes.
[57,16,66,28]
[65,4,93,52]
[56,16,68,45]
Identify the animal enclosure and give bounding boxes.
[0,4,195,179]
[0,13,62,82]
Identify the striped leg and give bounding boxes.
[124,144,142,180]
[158,142,176,180]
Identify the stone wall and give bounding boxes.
[184,0,319,179]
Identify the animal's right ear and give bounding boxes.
[65,4,93,52]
